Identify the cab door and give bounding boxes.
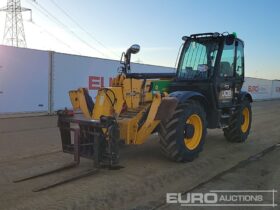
[234,40,245,96]
[216,40,236,108]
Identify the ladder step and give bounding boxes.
[221,114,230,119]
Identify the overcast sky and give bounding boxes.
[0,0,279,79]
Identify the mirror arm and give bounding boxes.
[127,53,132,73]
[119,44,140,75]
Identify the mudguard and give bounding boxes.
[169,91,209,108]
[155,97,179,121]
[239,91,253,103]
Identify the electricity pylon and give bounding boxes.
[0,0,32,47]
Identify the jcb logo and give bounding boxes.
[221,90,232,97]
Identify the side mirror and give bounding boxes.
[121,44,141,74]
[126,44,140,54]
[225,34,235,45]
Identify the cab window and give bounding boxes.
[178,40,219,80]
[236,42,244,78]
[220,43,235,77]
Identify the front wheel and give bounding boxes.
[223,99,252,142]
[158,100,207,162]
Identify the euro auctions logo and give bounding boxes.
[167,192,218,205]
[166,190,277,207]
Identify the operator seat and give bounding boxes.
[220,61,233,77]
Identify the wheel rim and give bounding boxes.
[184,114,202,150]
[241,107,250,133]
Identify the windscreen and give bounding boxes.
[177,39,219,80]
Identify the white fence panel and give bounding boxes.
[271,80,280,99]
[0,46,49,114]
[1,45,279,116]
[52,53,174,111]
[242,77,273,100]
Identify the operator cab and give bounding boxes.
[177,32,244,79]
[173,32,244,104]
[170,32,245,127]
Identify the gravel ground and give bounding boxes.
[0,100,279,210]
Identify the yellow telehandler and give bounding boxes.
[15,32,252,191]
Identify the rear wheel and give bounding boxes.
[158,100,207,162]
[223,99,252,142]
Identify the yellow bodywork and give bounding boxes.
[69,88,92,119]
[69,75,169,145]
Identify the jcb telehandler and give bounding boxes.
[15,32,252,191]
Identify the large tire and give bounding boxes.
[223,99,252,142]
[158,100,207,162]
